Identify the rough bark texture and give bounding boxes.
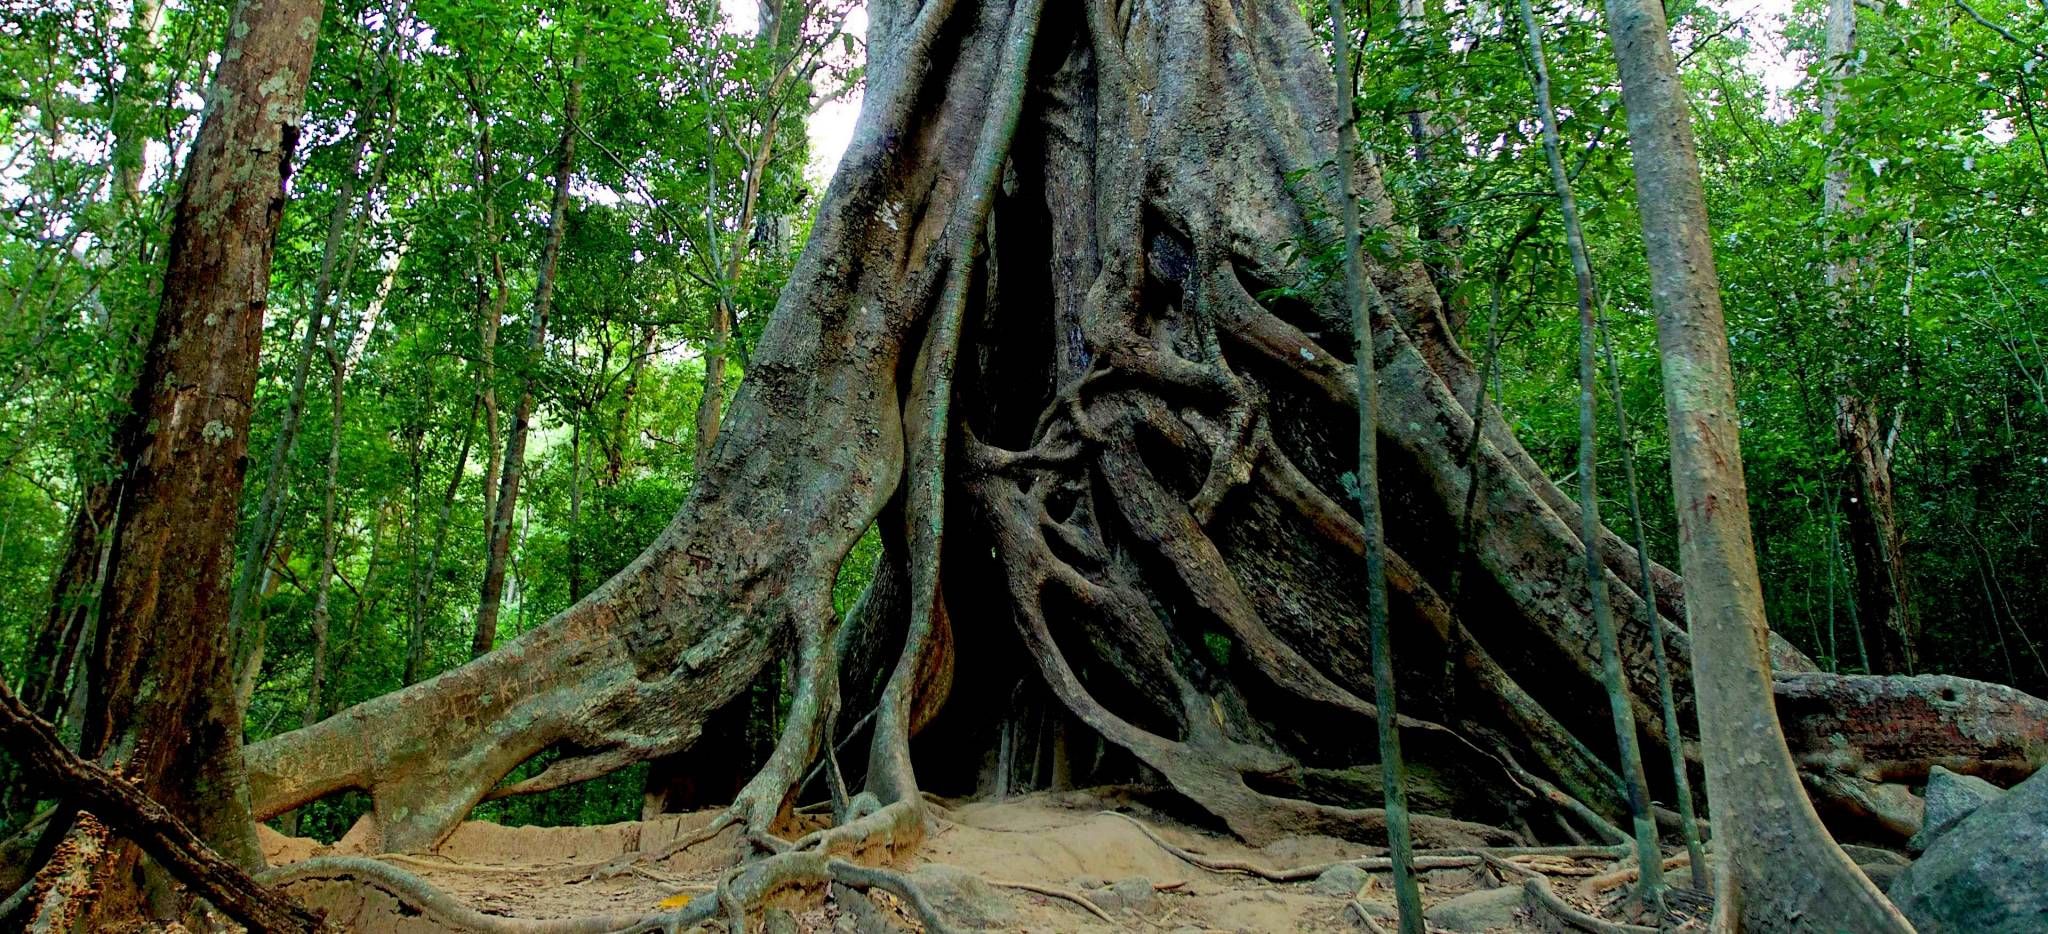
[51,0,324,924]
[1837,396,1915,673]
[1599,0,1911,926]
[243,0,2045,887]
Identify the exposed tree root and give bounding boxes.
[988,879,1117,924]
[1105,810,1572,883]
[0,682,326,932]
[1523,875,1659,934]
[261,857,669,933]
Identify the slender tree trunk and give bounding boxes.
[303,352,349,737]
[1330,3,1424,929]
[568,420,586,600]
[466,81,508,536]
[108,0,167,212]
[1837,397,1915,671]
[277,356,346,841]
[407,398,478,685]
[1598,309,1709,888]
[1515,0,1665,905]
[1397,0,1470,333]
[608,325,656,484]
[25,0,325,924]
[691,27,791,465]
[1820,0,1917,675]
[695,303,730,465]
[1599,0,1910,925]
[475,47,585,657]
[19,481,119,726]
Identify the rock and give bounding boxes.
[1424,885,1523,933]
[1110,876,1158,913]
[1859,861,1906,893]
[1908,766,2005,854]
[1838,843,1909,867]
[1312,862,1372,898]
[1891,767,2048,932]
[908,864,1017,928]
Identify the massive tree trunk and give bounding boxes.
[245,0,2045,872]
[17,0,324,925]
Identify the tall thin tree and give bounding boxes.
[475,40,586,656]
[1514,0,1665,905]
[1598,0,1912,924]
[1329,3,1424,930]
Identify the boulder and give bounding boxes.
[1110,876,1159,914]
[1907,766,2004,854]
[1311,862,1372,898]
[1891,767,2048,933]
[1424,886,1523,933]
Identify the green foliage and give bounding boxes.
[0,0,858,837]
[1349,0,2048,691]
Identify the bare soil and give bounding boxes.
[255,788,1646,931]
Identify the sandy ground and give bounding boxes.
[260,789,1638,932]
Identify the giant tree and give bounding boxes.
[236,2,2047,921]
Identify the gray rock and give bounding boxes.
[1110,876,1159,913]
[1860,861,1906,893]
[1083,884,1123,913]
[1424,885,1523,933]
[1312,862,1372,898]
[1839,843,1909,867]
[908,864,1017,929]
[1891,766,2048,933]
[1908,766,2005,854]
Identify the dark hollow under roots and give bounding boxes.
[236,1,2048,921]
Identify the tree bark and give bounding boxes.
[45,0,324,924]
[1598,0,1911,925]
[1820,0,1917,676]
[474,46,585,657]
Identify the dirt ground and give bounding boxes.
[260,788,1665,932]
